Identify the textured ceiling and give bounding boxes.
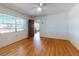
[1,3,76,17]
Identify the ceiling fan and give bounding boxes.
[37,3,47,12]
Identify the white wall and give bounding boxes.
[33,4,79,50]
[36,13,69,39]
[0,30,28,48]
[0,5,28,48]
[68,4,79,50]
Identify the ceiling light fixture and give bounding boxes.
[37,3,43,12]
[37,7,42,12]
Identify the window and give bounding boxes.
[0,13,26,33]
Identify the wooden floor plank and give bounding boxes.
[0,37,79,56]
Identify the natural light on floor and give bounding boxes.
[33,21,42,52]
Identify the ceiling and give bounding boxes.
[1,3,76,17]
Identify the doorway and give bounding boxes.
[34,20,40,33]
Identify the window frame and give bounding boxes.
[0,13,26,33]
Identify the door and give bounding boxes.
[28,20,34,38]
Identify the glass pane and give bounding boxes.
[0,29,15,33]
[17,24,24,28]
[0,24,6,28]
[17,29,24,31]
[0,17,3,23]
[11,24,15,29]
[10,29,15,32]
[3,15,15,24]
[0,13,15,24]
[22,20,26,29]
[16,18,24,24]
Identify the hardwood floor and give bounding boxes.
[0,37,79,56]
